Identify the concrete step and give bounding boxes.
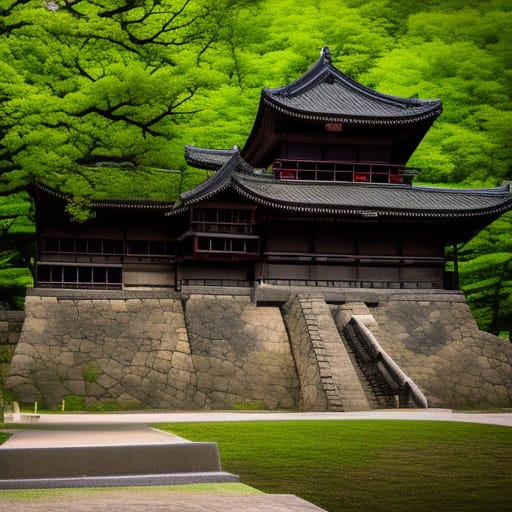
[0,442,239,489]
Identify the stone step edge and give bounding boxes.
[0,471,240,490]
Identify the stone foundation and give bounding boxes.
[185,295,299,410]
[0,310,24,399]
[368,295,512,408]
[6,290,299,410]
[5,288,512,410]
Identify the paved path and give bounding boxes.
[1,424,187,448]
[3,408,511,450]
[11,408,512,428]
[0,489,326,512]
[1,409,511,512]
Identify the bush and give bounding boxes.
[231,400,268,411]
[82,363,100,383]
[62,395,86,411]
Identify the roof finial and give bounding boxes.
[320,46,332,64]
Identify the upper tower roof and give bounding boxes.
[241,47,442,168]
[262,47,441,124]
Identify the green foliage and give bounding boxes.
[61,395,86,412]
[0,0,511,327]
[0,346,14,364]
[81,362,100,384]
[86,399,144,412]
[455,212,512,336]
[231,400,268,410]
[71,167,186,202]
[161,420,512,512]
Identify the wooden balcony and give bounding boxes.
[272,160,418,184]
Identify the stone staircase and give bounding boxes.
[284,296,425,411]
[330,302,429,409]
[283,295,370,411]
[341,321,397,408]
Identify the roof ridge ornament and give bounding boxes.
[320,46,332,65]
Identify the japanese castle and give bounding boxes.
[34,47,512,292]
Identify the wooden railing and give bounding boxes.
[37,282,122,290]
[261,279,442,289]
[272,159,418,184]
[264,251,444,265]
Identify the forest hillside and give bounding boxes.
[1,0,511,337]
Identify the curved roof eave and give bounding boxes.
[262,96,442,125]
[33,182,175,210]
[230,176,512,220]
[184,145,237,171]
[261,47,442,125]
[168,150,257,215]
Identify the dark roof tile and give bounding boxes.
[264,48,442,124]
[233,176,512,218]
[185,145,236,170]
[170,153,512,221]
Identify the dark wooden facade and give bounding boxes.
[34,48,512,291]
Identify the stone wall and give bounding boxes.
[0,311,25,346]
[185,295,299,409]
[5,288,512,410]
[6,294,197,408]
[333,293,512,408]
[281,295,329,411]
[371,294,512,408]
[0,311,24,397]
[6,291,299,410]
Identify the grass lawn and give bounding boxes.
[0,483,261,501]
[158,420,512,512]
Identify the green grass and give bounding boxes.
[0,431,11,444]
[157,420,512,512]
[0,483,261,501]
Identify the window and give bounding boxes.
[37,264,122,289]
[191,208,255,234]
[196,236,258,254]
[126,240,175,255]
[42,238,123,255]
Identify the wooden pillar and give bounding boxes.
[453,243,460,290]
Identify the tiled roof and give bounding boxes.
[233,176,512,218]
[177,151,255,207]
[263,47,442,125]
[184,145,236,170]
[34,182,175,210]
[169,151,512,220]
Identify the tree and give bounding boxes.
[1,0,224,206]
[457,213,512,338]
[1,0,511,330]
[0,0,224,305]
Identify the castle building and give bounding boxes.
[10,47,512,412]
[34,47,512,292]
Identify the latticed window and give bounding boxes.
[37,264,122,289]
[190,208,255,233]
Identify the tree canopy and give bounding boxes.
[1,0,511,335]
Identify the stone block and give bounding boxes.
[0,442,230,481]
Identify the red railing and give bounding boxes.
[272,160,418,184]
